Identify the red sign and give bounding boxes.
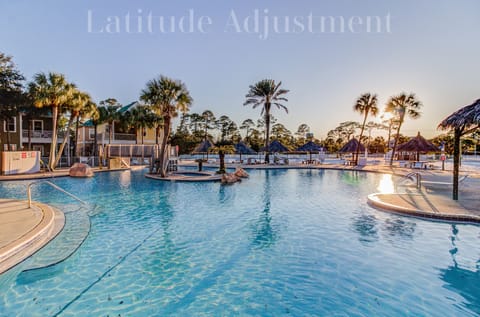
[21,152,26,159]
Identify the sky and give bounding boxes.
[1,0,479,139]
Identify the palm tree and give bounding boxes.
[244,79,289,163]
[353,93,378,165]
[28,72,76,170]
[385,93,422,165]
[98,98,120,144]
[54,90,92,166]
[438,99,480,200]
[140,76,192,177]
[75,99,97,157]
[128,106,155,144]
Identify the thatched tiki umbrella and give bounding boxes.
[338,138,365,154]
[234,141,256,162]
[438,99,480,200]
[396,132,439,161]
[260,140,289,153]
[192,139,213,158]
[296,140,323,161]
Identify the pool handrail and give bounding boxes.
[395,172,422,189]
[27,180,88,208]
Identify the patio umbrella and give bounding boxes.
[296,141,323,161]
[396,132,439,161]
[338,138,365,153]
[438,98,480,200]
[260,140,289,153]
[192,139,213,159]
[234,141,256,161]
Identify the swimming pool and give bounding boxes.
[0,169,479,316]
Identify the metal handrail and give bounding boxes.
[395,172,422,189]
[27,180,88,208]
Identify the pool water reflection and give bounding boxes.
[0,169,479,316]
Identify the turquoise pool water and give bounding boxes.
[0,169,479,316]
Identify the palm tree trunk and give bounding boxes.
[49,106,58,170]
[452,128,461,200]
[141,127,144,144]
[355,112,368,165]
[155,125,160,145]
[219,150,226,173]
[158,118,170,177]
[54,116,75,167]
[75,116,80,160]
[389,122,403,166]
[386,122,392,152]
[264,104,271,163]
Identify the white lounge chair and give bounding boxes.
[421,175,469,188]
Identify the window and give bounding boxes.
[3,117,16,132]
[32,120,43,131]
[89,128,95,139]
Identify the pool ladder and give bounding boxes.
[27,180,88,208]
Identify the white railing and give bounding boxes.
[27,180,88,208]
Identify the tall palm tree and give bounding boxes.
[385,93,422,165]
[353,93,378,164]
[140,76,192,177]
[98,98,120,144]
[128,106,155,144]
[28,72,76,170]
[54,90,92,166]
[75,99,97,157]
[244,79,289,163]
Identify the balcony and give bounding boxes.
[96,132,136,144]
[114,133,136,141]
[22,130,64,143]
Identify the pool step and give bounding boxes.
[20,209,91,272]
[0,201,65,274]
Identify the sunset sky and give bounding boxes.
[1,0,479,139]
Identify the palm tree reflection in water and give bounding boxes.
[383,218,416,240]
[352,212,379,244]
[251,171,279,249]
[439,225,480,315]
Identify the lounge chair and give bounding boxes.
[421,175,469,188]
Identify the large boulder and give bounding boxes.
[234,167,249,178]
[69,163,94,177]
[221,173,240,184]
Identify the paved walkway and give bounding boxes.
[0,166,131,181]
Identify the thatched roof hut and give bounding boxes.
[296,141,323,152]
[338,138,365,153]
[234,141,256,155]
[260,140,289,153]
[438,99,480,200]
[192,139,213,154]
[397,132,439,161]
[438,99,480,130]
